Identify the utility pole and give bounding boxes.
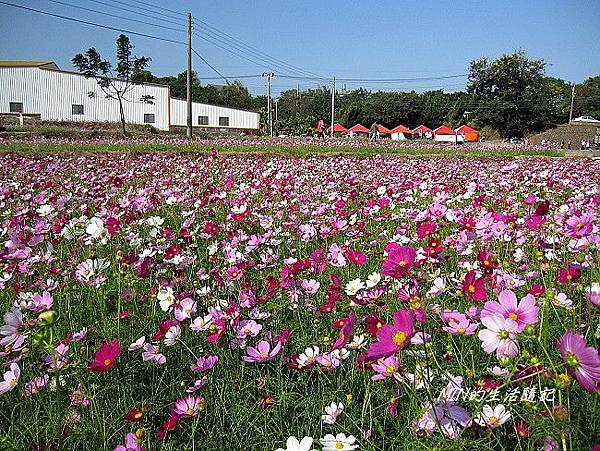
[275,99,278,123]
[569,84,576,124]
[262,72,274,137]
[330,76,335,138]
[186,12,193,139]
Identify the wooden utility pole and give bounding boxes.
[569,84,576,124]
[330,76,336,138]
[186,12,193,139]
[263,72,274,137]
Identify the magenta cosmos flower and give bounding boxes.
[190,355,219,372]
[114,432,145,451]
[362,309,415,362]
[227,266,243,281]
[242,340,282,363]
[481,290,539,332]
[555,331,600,393]
[462,271,487,302]
[88,339,121,372]
[173,394,205,417]
[382,245,416,279]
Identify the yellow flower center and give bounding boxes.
[468,285,476,293]
[392,331,407,346]
[399,260,407,267]
[186,408,194,416]
[489,416,499,426]
[103,359,111,366]
[134,412,143,419]
[386,365,395,374]
[336,444,344,450]
[508,312,518,321]
[260,352,270,359]
[457,327,466,334]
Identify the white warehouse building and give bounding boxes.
[0,60,260,133]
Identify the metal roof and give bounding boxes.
[0,60,59,69]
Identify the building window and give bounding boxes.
[219,116,229,126]
[9,102,23,113]
[198,115,209,125]
[72,104,84,115]
[143,113,155,124]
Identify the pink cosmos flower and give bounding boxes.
[235,320,262,339]
[442,314,478,336]
[0,363,20,395]
[478,314,519,359]
[30,291,53,313]
[481,290,539,332]
[23,374,49,397]
[190,355,219,372]
[361,309,415,362]
[301,278,321,295]
[173,394,205,418]
[227,266,243,281]
[186,376,208,393]
[555,331,600,392]
[114,432,145,451]
[462,270,487,302]
[382,245,416,279]
[564,214,594,238]
[371,355,402,381]
[142,343,166,365]
[88,339,121,372]
[242,340,282,363]
[586,283,600,306]
[0,307,24,347]
[174,298,197,321]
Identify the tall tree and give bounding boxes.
[467,51,553,138]
[73,35,151,134]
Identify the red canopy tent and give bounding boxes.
[349,123,369,134]
[376,124,392,135]
[455,124,480,142]
[326,123,349,134]
[390,124,412,141]
[433,125,456,135]
[412,125,432,138]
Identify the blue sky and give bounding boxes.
[1,0,599,95]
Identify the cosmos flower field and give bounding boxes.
[0,150,598,450]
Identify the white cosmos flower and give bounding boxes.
[36,204,53,217]
[297,346,320,367]
[321,402,344,425]
[128,336,146,351]
[474,404,511,428]
[275,436,315,451]
[164,325,181,347]
[365,272,381,288]
[344,278,365,296]
[346,334,368,350]
[157,287,175,312]
[85,217,108,241]
[320,433,358,450]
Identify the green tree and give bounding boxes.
[467,51,554,138]
[73,34,151,134]
[574,76,600,119]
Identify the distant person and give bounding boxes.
[560,140,565,149]
[316,119,325,139]
[567,139,572,150]
[369,122,378,142]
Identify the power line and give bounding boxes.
[83,0,186,29]
[42,0,186,34]
[191,48,229,84]
[194,18,322,78]
[101,0,187,20]
[0,0,187,44]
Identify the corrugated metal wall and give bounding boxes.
[1,67,260,132]
[0,67,170,130]
[170,98,259,130]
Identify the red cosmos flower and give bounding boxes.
[462,271,487,302]
[156,414,179,441]
[424,238,443,257]
[515,421,531,438]
[417,223,437,239]
[164,244,182,260]
[88,339,120,372]
[105,217,121,236]
[529,284,545,296]
[365,313,383,338]
[123,408,144,422]
[345,249,368,265]
[382,245,416,279]
[534,200,550,216]
[153,320,180,341]
[477,251,498,271]
[203,221,219,236]
[331,312,356,351]
[556,265,581,284]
